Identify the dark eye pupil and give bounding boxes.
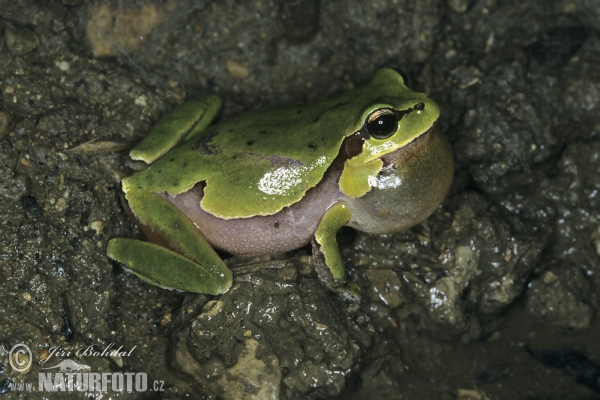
[367,114,397,138]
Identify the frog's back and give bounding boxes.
[126,69,420,219]
[126,94,362,219]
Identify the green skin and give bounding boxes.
[107,68,453,297]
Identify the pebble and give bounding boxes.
[58,61,70,71]
[55,198,67,212]
[226,59,250,79]
[89,220,104,235]
[5,22,40,55]
[135,95,147,106]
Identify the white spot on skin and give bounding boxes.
[258,156,327,196]
[258,167,305,195]
[368,173,402,189]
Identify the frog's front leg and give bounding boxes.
[312,203,360,300]
[107,188,232,295]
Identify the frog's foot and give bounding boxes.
[108,238,232,295]
[311,238,361,302]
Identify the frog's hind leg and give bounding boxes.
[107,190,232,295]
[129,95,222,164]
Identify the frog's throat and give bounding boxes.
[339,125,436,199]
[344,126,453,235]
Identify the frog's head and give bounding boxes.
[340,68,454,235]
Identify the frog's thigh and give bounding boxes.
[314,202,352,282]
[108,190,232,295]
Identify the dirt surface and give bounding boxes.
[1,0,599,399]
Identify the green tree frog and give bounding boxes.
[107,68,454,298]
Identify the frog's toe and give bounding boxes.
[107,238,232,295]
[324,281,361,302]
[310,238,361,302]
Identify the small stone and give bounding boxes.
[160,309,173,327]
[541,270,558,285]
[5,22,40,55]
[58,61,70,71]
[202,300,224,317]
[55,198,67,212]
[134,95,147,106]
[315,323,328,332]
[58,174,65,191]
[364,269,404,309]
[226,59,250,79]
[89,220,104,235]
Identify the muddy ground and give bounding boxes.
[1,0,599,398]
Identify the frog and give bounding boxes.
[106,68,454,299]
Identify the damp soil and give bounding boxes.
[1,0,599,399]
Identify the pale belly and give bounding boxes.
[164,167,345,257]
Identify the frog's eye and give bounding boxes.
[366,109,398,139]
